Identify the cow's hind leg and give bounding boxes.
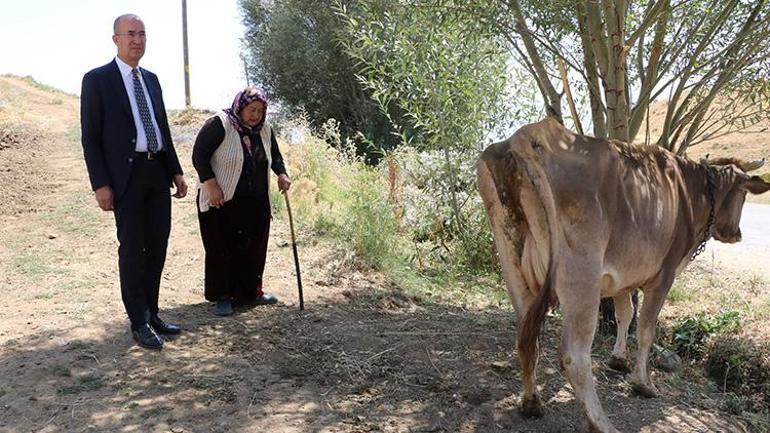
[516,289,544,418]
[607,292,633,373]
[558,278,619,433]
[499,243,543,417]
[631,279,672,398]
[478,159,544,418]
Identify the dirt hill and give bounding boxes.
[0,75,767,433]
[638,99,770,163]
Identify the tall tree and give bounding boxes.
[239,0,403,158]
[431,0,770,154]
[337,0,515,266]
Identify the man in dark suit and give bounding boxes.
[81,14,188,350]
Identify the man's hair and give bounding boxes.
[113,14,142,34]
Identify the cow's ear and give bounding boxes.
[741,176,770,194]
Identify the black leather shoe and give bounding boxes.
[132,324,163,350]
[254,293,278,305]
[150,316,181,335]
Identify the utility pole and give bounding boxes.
[182,0,191,108]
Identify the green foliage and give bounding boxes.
[279,118,401,269]
[313,212,336,236]
[671,310,741,359]
[238,0,401,159]
[395,147,498,271]
[336,0,512,269]
[341,168,400,269]
[277,119,501,302]
[338,0,511,153]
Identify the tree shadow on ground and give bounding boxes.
[0,287,747,433]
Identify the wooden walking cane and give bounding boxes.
[283,191,304,310]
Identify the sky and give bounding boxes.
[0,0,248,110]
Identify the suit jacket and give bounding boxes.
[81,59,183,199]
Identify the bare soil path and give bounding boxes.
[0,76,764,433]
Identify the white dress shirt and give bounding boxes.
[115,56,165,152]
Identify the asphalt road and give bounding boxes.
[704,202,770,278]
[733,202,770,248]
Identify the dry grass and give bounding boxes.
[662,259,770,343]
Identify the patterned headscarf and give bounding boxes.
[224,86,268,135]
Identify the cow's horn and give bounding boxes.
[700,154,710,164]
[743,158,765,172]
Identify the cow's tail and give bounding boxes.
[518,252,554,369]
[517,151,558,371]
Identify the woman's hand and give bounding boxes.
[204,178,225,208]
[277,174,292,192]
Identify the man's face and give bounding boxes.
[113,18,146,65]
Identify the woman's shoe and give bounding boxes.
[254,293,278,305]
[215,299,234,316]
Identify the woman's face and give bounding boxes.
[240,100,265,128]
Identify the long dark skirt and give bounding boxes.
[197,194,271,302]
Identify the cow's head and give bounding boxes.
[709,158,770,243]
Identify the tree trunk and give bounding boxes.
[443,146,466,242]
[602,0,629,142]
[576,0,607,138]
[510,0,563,122]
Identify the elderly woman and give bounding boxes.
[193,87,291,316]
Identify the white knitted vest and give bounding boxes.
[197,111,273,212]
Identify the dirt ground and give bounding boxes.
[0,75,767,433]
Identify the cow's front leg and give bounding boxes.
[607,292,633,373]
[631,280,671,398]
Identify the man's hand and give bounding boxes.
[94,185,114,211]
[277,174,292,192]
[172,174,188,199]
[203,178,224,208]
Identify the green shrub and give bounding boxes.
[457,200,498,272]
[394,147,497,272]
[278,118,353,236]
[276,117,501,303]
[671,310,741,359]
[341,168,401,269]
[313,213,337,236]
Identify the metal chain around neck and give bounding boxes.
[691,165,717,261]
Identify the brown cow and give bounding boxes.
[477,117,769,432]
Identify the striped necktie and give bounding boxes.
[131,68,159,153]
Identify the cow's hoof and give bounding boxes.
[520,394,544,418]
[631,381,659,398]
[607,355,632,373]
